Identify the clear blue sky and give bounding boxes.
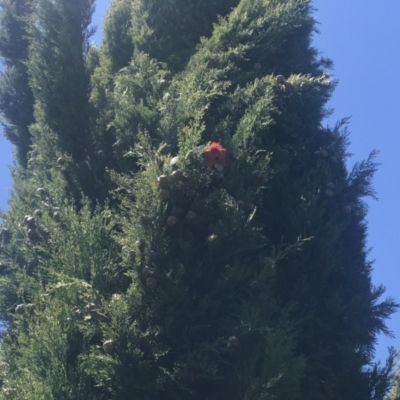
[0,0,399,365]
[312,1,400,365]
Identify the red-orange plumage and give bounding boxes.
[203,142,226,168]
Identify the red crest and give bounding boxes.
[203,142,226,168]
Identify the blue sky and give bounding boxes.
[0,0,399,364]
[312,1,400,364]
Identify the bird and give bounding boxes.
[170,142,227,170]
[203,142,226,168]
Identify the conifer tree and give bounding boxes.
[130,0,240,72]
[27,0,103,202]
[0,0,397,399]
[88,0,135,178]
[0,0,34,168]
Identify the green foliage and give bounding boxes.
[101,0,134,74]
[87,0,138,183]
[157,0,333,151]
[111,51,167,158]
[0,198,125,399]
[0,0,34,167]
[0,0,397,399]
[131,0,241,73]
[28,0,101,202]
[108,133,308,398]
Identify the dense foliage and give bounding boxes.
[0,0,397,399]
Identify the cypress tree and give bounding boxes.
[0,1,397,399]
[101,0,134,74]
[88,0,136,179]
[130,0,240,73]
[0,0,34,168]
[27,0,100,202]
